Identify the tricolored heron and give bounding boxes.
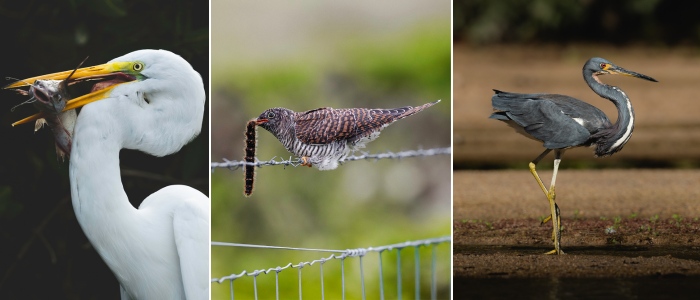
[489,57,657,255]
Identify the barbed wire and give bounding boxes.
[211,235,450,283]
[211,147,451,170]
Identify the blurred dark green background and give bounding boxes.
[455,0,700,46]
[0,0,208,299]
[210,1,451,299]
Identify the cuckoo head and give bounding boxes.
[255,107,293,135]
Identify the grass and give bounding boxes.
[457,213,700,247]
[462,219,495,230]
[650,214,660,223]
[613,216,622,229]
[573,209,581,220]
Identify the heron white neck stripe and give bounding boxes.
[610,87,633,150]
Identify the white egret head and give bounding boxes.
[7,49,206,156]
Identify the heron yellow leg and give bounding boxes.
[541,215,552,225]
[543,195,562,255]
[529,162,550,196]
[528,150,564,255]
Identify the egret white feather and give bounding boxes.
[63,49,208,299]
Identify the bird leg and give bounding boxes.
[540,153,561,225]
[528,149,564,255]
[544,203,562,255]
[528,149,552,197]
[547,152,564,254]
[300,156,313,167]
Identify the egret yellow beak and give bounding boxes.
[5,61,138,126]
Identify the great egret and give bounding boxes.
[6,49,209,299]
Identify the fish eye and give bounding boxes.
[267,111,275,119]
[133,62,144,71]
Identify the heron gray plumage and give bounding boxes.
[489,57,657,255]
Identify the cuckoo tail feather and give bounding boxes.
[396,99,440,119]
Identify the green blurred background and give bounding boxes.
[0,1,208,299]
[211,0,451,299]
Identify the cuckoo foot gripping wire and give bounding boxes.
[213,147,451,170]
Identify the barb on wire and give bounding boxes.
[211,235,451,283]
[211,147,451,171]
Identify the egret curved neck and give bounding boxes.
[69,109,136,229]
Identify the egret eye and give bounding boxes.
[267,111,275,119]
[133,62,144,71]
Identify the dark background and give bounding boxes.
[454,0,700,46]
[0,0,208,299]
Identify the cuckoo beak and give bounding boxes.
[4,61,140,126]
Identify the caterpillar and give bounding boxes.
[244,119,258,197]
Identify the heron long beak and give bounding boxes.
[607,66,658,82]
[5,62,138,126]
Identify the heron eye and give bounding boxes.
[267,111,275,119]
[599,63,607,69]
[133,62,144,71]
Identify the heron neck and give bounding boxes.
[589,80,634,127]
[585,72,635,154]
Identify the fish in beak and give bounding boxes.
[5,59,142,126]
[28,79,76,160]
[5,58,142,159]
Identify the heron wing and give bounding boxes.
[171,186,210,300]
[491,91,593,149]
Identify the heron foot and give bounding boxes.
[547,202,563,254]
[541,215,564,242]
[544,249,565,255]
[541,215,552,225]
